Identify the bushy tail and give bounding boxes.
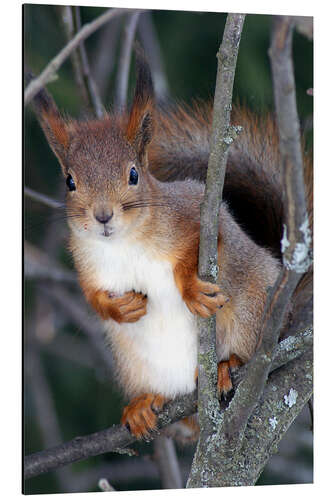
[149,103,313,261]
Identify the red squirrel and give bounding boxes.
[28,52,312,440]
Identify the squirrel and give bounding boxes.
[28,51,312,441]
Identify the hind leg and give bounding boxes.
[217,354,243,400]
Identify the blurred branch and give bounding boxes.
[153,436,183,489]
[71,6,105,118]
[138,12,169,101]
[26,345,74,489]
[39,333,97,371]
[24,8,128,105]
[57,6,90,107]
[24,186,63,210]
[25,241,76,284]
[24,326,311,480]
[91,20,121,100]
[294,16,313,40]
[114,10,142,109]
[43,284,114,374]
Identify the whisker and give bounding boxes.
[121,196,171,211]
[122,202,170,211]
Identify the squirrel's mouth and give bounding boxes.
[101,226,113,237]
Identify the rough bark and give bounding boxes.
[194,14,245,478]
[24,328,311,480]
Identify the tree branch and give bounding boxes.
[188,12,245,486]
[227,11,312,434]
[24,186,63,210]
[24,241,76,284]
[153,435,183,489]
[196,15,313,470]
[91,18,120,100]
[24,392,197,479]
[24,327,311,480]
[137,11,169,101]
[24,8,127,105]
[114,10,142,109]
[71,6,105,118]
[57,6,91,109]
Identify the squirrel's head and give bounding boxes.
[29,51,157,241]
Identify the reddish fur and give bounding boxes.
[121,393,166,438]
[84,287,147,323]
[43,111,70,151]
[30,55,312,441]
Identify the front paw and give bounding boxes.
[184,279,228,318]
[94,290,147,322]
[121,393,166,439]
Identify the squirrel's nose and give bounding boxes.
[95,211,113,224]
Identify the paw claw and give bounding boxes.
[121,394,166,439]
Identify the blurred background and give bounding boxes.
[24,4,313,494]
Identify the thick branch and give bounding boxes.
[24,8,127,105]
[24,327,311,480]
[190,13,245,485]
[204,15,313,466]
[24,392,197,479]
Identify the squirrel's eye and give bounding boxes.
[66,174,76,192]
[129,167,138,185]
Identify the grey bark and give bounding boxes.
[189,13,245,486]
[187,14,312,488]
[24,327,310,480]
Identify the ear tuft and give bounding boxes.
[126,48,155,161]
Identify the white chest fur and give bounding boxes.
[76,235,198,398]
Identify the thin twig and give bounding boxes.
[26,345,74,490]
[71,6,105,118]
[137,11,169,101]
[57,5,90,107]
[114,10,142,109]
[91,19,120,100]
[24,8,128,105]
[24,186,63,209]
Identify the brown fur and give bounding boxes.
[29,52,311,440]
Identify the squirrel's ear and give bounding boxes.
[126,49,154,164]
[26,72,70,174]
